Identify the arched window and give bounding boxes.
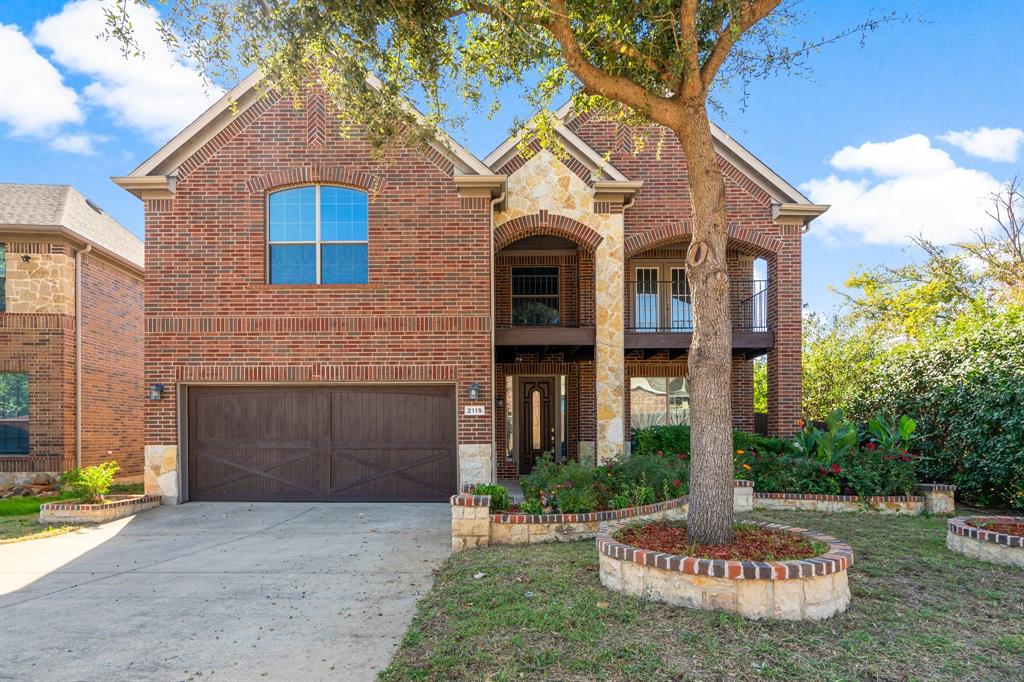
[267,185,368,284]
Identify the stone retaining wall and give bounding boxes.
[753,492,926,515]
[946,516,1023,569]
[596,521,853,620]
[39,494,161,525]
[453,481,956,550]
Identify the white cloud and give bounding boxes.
[938,126,1024,163]
[802,134,1002,245]
[32,0,223,142]
[0,23,82,137]
[51,133,99,155]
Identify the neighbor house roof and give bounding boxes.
[114,71,504,201]
[0,184,144,271]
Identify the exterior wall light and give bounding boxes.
[467,382,481,401]
[148,383,165,400]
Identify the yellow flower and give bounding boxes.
[735,449,745,455]
[742,463,752,471]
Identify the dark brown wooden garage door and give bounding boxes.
[187,385,457,502]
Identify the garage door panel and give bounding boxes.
[188,385,456,502]
[191,446,322,501]
[327,447,455,501]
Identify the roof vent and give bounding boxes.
[85,198,104,214]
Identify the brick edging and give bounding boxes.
[948,516,1024,548]
[916,484,957,492]
[39,494,161,512]
[596,521,854,580]
[753,492,924,503]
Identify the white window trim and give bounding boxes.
[266,185,368,285]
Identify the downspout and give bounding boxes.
[489,190,505,484]
[75,244,92,469]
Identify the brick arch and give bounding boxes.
[494,211,604,253]
[624,221,781,259]
[246,164,386,194]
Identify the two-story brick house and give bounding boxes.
[0,184,145,484]
[115,74,825,503]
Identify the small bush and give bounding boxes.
[473,484,510,513]
[519,499,543,515]
[60,461,119,504]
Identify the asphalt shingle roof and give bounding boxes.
[0,184,144,269]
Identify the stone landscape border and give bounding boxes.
[39,494,161,525]
[452,481,955,551]
[596,520,853,620]
[946,516,1023,569]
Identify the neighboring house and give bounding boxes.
[0,184,145,484]
[114,74,825,504]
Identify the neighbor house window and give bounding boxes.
[0,372,29,455]
[511,266,559,325]
[268,185,368,284]
[629,377,689,430]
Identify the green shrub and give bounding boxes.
[473,484,510,513]
[519,499,543,515]
[60,461,119,504]
[851,312,1024,508]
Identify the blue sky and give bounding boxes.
[1,0,1022,313]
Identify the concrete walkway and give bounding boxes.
[0,502,451,682]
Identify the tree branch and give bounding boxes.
[700,0,781,88]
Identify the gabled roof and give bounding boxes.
[0,184,144,270]
[114,71,499,200]
[484,100,828,221]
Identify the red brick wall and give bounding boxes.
[571,114,802,436]
[80,253,143,476]
[0,314,75,473]
[143,88,493,450]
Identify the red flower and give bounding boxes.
[867,442,877,452]
[830,463,841,475]
[673,479,681,488]
[820,467,828,475]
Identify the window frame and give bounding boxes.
[265,184,369,285]
[0,371,30,456]
[509,265,561,327]
[629,375,690,428]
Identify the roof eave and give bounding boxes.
[0,223,144,274]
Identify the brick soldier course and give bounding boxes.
[114,73,826,503]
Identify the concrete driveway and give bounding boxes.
[0,502,451,682]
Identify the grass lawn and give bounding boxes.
[381,510,1024,681]
[0,481,144,543]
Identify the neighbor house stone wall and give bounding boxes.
[3,249,75,315]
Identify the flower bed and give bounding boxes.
[946,516,1023,569]
[596,521,853,620]
[39,494,161,525]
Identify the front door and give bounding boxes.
[517,377,557,475]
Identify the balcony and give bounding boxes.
[494,267,595,361]
[624,278,774,358]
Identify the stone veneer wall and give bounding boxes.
[946,516,1023,569]
[144,444,179,504]
[596,521,853,620]
[495,150,625,464]
[3,251,75,315]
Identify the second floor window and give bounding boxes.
[511,266,560,325]
[268,185,368,285]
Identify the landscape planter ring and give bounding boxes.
[39,494,161,525]
[947,516,1023,569]
[596,521,854,621]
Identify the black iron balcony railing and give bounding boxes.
[625,278,770,332]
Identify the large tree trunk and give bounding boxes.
[673,101,735,546]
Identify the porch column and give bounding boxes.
[594,214,625,464]
[766,225,803,437]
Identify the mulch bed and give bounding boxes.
[971,520,1024,536]
[615,521,821,561]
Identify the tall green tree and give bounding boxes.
[109,0,892,545]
